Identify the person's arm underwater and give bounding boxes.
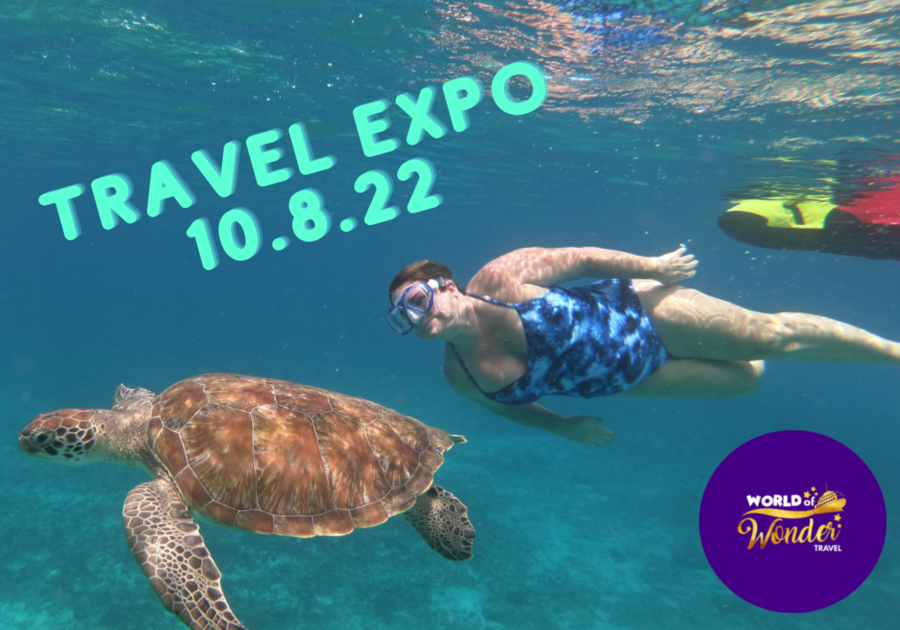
[496,404,615,447]
[480,245,697,289]
[444,353,615,446]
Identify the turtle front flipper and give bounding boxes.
[401,484,476,562]
[123,479,247,630]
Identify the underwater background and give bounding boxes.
[1,0,899,628]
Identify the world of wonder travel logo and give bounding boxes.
[739,484,844,552]
[699,431,885,613]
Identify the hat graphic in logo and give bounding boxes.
[699,431,885,612]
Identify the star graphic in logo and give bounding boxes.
[811,486,817,492]
[804,491,810,498]
[835,515,841,522]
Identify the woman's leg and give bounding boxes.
[621,357,764,399]
[632,280,900,364]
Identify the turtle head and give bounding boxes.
[19,409,105,465]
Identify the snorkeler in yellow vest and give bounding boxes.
[719,176,900,260]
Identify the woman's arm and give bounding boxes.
[444,353,615,446]
[497,404,616,447]
[477,245,697,289]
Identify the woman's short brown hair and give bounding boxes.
[389,260,460,301]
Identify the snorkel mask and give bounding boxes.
[388,277,446,334]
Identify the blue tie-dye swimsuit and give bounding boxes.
[450,279,667,405]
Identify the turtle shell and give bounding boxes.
[148,373,456,537]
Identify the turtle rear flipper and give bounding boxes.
[112,384,156,413]
[402,485,476,562]
[123,479,247,630]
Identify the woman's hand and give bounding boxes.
[559,415,616,446]
[653,246,697,285]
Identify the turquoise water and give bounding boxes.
[2,1,899,628]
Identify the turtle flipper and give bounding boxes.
[123,479,247,630]
[112,384,156,412]
[402,484,476,562]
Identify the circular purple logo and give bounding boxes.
[699,431,886,613]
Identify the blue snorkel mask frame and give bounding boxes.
[388,277,447,334]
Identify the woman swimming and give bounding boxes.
[387,246,900,446]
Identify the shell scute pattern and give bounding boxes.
[418,445,444,472]
[148,412,164,445]
[405,454,438,496]
[251,404,332,515]
[329,394,382,427]
[234,510,274,534]
[150,374,450,537]
[381,486,419,514]
[157,380,209,432]
[272,515,315,538]
[348,501,391,528]
[180,404,256,510]
[273,384,333,415]
[156,426,190,477]
[379,412,433,453]
[174,466,214,508]
[363,417,422,485]
[203,501,239,527]
[312,508,355,536]
[312,411,394,509]
[201,377,277,411]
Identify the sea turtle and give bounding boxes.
[18,373,475,630]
